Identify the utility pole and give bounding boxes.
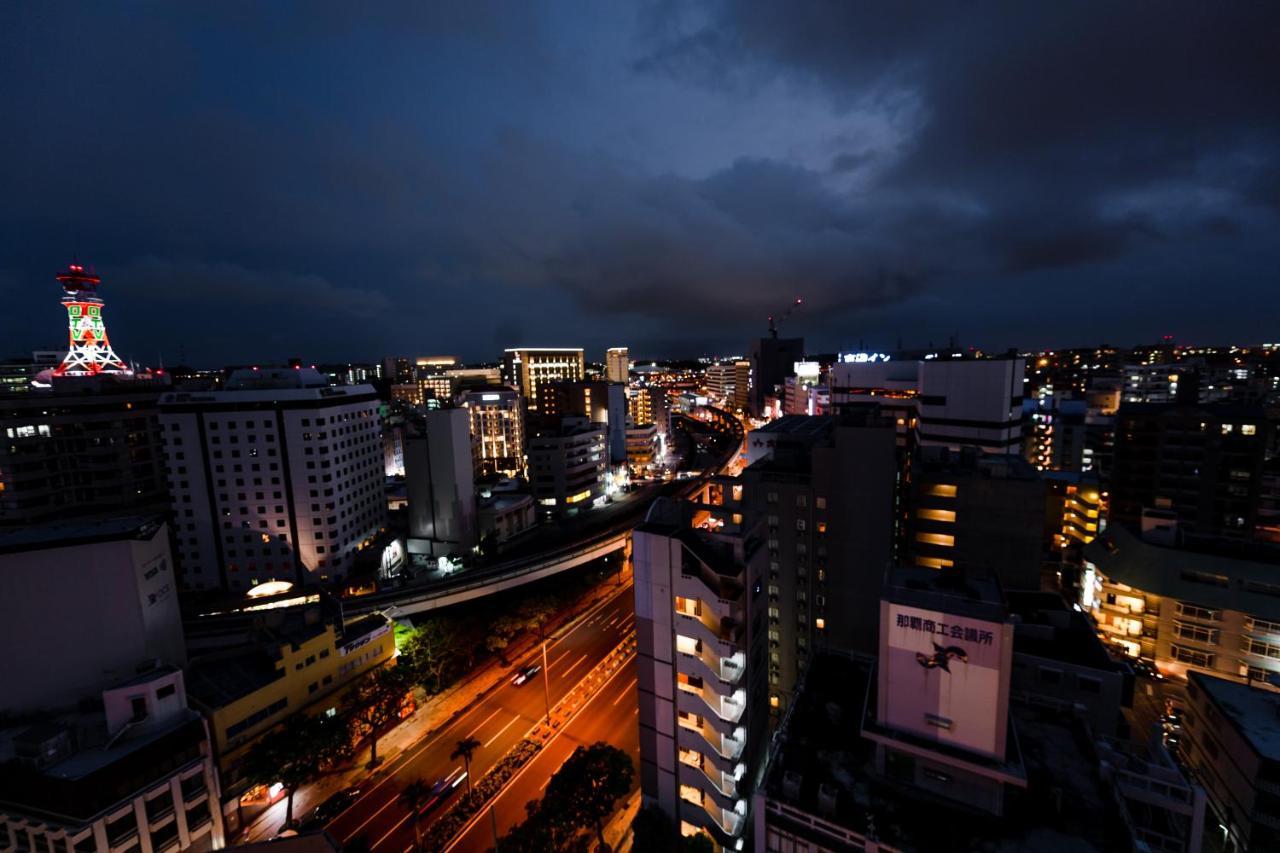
[541,640,552,724]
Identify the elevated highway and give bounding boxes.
[345,405,742,618]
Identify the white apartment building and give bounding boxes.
[634,499,766,850]
[158,368,385,591]
[526,416,606,517]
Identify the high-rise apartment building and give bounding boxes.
[0,381,170,526]
[628,384,672,437]
[460,387,525,478]
[634,498,767,849]
[541,379,627,464]
[606,347,629,384]
[704,361,751,412]
[501,348,585,413]
[1111,402,1270,541]
[157,368,385,591]
[526,415,606,517]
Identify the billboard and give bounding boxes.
[878,602,1013,760]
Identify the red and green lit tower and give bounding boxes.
[53,263,131,376]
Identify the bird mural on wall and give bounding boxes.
[916,642,969,673]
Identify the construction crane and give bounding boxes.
[767,298,803,338]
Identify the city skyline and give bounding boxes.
[3,3,1278,364]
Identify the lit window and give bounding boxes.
[915,556,954,570]
[815,618,825,630]
[917,508,956,523]
[926,484,957,498]
[915,532,955,547]
[1242,424,1257,435]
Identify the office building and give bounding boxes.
[186,612,393,812]
[541,379,627,464]
[865,568,1025,815]
[831,357,1025,454]
[904,447,1048,591]
[606,347,629,384]
[704,361,751,412]
[460,387,525,478]
[0,515,185,712]
[0,351,63,394]
[633,498,767,849]
[527,416,606,517]
[1182,671,1280,852]
[477,492,536,547]
[754,644,1200,853]
[1111,402,1270,541]
[0,382,170,526]
[383,356,414,385]
[501,348,585,413]
[0,665,225,853]
[404,407,476,556]
[750,336,804,417]
[157,368,385,591]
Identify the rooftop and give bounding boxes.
[751,414,834,438]
[0,513,164,555]
[1189,671,1280,762]
[884,566,1008,623]
[1007,591,1122,671]
[185,649,283,709]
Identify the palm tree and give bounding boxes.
[399,780,433,853]
[451,736,482,802]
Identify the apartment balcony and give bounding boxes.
[677,687,746,735]
[675,573,742,623]
[676,612,745,661]
[679,761,743,812]
[678,750,745,802]
[678,715,746,765]
[677,645,745,695]
[679,796,748,845]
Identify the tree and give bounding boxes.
[312,712,355,771]
[543,742,635,851]
[501,799,589,853]
[348,664,410,767]
[399,780,433,853]
[517,595,559,640]
[241,720,322,827]
[400,618,457,694]
[451,736,482,802]
[484,614,525,665]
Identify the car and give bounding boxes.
[421,769,468,814]
[302,787,362,828]
[512,664,542,686]
[1131,659,1164,680]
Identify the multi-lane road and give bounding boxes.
[446,656,639,852]
[321,582,637,851]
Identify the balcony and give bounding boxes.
[675,676,747,722]
[678,716,746,764]
[677,612,744,659]
[678,649,744,697]
[679,796,748,843]
[679,761,742,811]
[675,573,741,623]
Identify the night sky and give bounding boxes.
[2,2,1277,366]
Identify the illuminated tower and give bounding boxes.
[53,263,131,376]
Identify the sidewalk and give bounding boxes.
[237,570,634,842]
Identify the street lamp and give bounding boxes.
[541,640,552,724]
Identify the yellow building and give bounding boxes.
[186,613,394,810]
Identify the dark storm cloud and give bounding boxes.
[0,2,1277,362]
[638,1,1280,278]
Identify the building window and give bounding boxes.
[915,532,955,547]
[917,508,957,523]
[1173,621,1219,645]
[926,484,957,498]
[1174,602,1221,622]
[1170,645,1215,668]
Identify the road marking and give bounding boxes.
[484,715,519,748]
[329,582,635,838]
[441,654,637,853]
[612,677,637,705]
[548,647,574,669]
[467,707,504,738]
[561,653,589,677]
[371,766,464,850]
